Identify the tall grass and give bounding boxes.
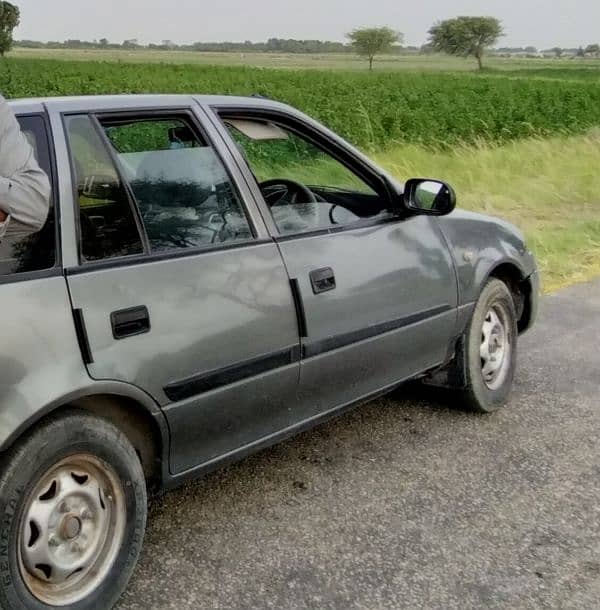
[375,131,600,291]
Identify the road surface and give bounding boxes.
[118,279,600,610]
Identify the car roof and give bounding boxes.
[7,94,290,115]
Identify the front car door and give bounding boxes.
[207,105,459,419]
[51,99,301,474]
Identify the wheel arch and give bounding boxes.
[486,261,534,333]
[0,383,169,492]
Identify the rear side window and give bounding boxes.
[100,116,253,254]
[64,115,144,261]
[0,115,56,277]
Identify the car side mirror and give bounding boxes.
[403,178,456,216]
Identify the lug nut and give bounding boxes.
[81,509,92,520]
[58,501,69,514]
[48,536,60,548]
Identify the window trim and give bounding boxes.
[64,237,272,276]
[0,112,61,283]
[89,114,152,256]
[212,106,400,240]
[63,108,260,269]
[62,112,148,265]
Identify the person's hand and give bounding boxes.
[0,209,7,223]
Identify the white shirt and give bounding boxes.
[0,95,51,250]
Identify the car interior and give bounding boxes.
[223,117,393,234]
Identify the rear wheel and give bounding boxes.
[461,279,518,413]
[0,411,146,610]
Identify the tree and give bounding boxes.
[428,16,503,70]
[0,1,19,57]
[585,43,600,57]
[347,27,402,70]
[551,47,563,58]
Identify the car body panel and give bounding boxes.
[1,96,539,489]
[276,217,458,417]
[436,210,536,301]
[67,243,302,473]
[0,276,92,448]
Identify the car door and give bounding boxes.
[210,107,459,420]
[60,106,301,474]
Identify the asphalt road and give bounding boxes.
[117,279,600,610]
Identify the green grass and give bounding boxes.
[2,57,600,152]
[374,132,600,292]
[8,47,600,76]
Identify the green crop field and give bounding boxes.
[1,53,599,290]
[2,56,600,151]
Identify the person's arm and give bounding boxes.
[0,96,51,239]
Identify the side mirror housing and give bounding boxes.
[403,178,456,216]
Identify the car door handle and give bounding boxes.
[310,267,336,294]
[110,306,151,340]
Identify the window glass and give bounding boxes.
[101,117,253,253]
[224,118,389,235]
[65,115,144,261]
[0,115,56,277]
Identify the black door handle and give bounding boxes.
[310,267,336,294]
[110,306,151,340]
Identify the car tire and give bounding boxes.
[460,278,518,413]
[0,410,147,610]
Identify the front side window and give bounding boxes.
[223,117,390,235]
[1,115,56,276]
[101,117,253,253]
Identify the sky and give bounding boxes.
[13,0,600,49]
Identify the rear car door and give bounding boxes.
[59,104,301,474]
[211,107,459,419]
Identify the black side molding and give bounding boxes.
[289,278,308,338]
[162,304,452,403]
[72,308,94,364]
[303,304,452,358]
[164,345,301,402]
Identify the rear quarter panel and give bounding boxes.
[0,277,92,449]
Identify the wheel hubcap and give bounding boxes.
[18,454,126,606]
[480,305,511,390]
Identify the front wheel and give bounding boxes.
[460,278,518,413]
[0,411,147,610]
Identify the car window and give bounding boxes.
[65,115,145,262]
[101,117,253,254]
[0,115,56,277]
[223,118,390,236]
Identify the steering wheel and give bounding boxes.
[259,179,317,207]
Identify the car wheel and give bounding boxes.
[0,410,147,610]
[461,278,518,413]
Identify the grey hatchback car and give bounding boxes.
[1,94,539,609]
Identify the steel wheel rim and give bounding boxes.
[480,303,511,390]
[17,454,126,606]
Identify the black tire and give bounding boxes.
[460,278,518,413]
[0,410,147,610]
